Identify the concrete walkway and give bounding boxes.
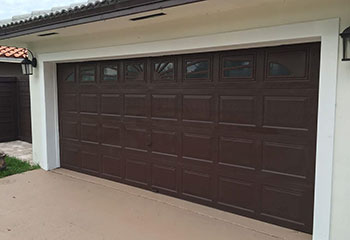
[0,169,311,240]
[0,140,33,164]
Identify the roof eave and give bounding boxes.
[0,0,204,40]
[0,57,23,63]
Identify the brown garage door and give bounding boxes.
[17,77,32,143]
[58,43,320,233]
[0,77,18,142]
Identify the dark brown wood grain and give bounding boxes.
[57,42,320,233]
[0,77,18,142]
[0,76,31,143]
[17,77,32,143]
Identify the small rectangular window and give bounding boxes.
[65,72,75,82]
[267,50,307,78]
[102,65,118,82]
[185,59,209,79]
[153,61,175,81]
[80,65,96,83]
[223,59,252,78]
[125,62,145,82]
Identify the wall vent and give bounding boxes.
[130,13,166,21]
[38,32,58,37]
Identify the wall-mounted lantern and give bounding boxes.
[340,26,350,61]
[21,49,37,75]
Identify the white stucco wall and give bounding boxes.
[2,0,350,239]
[330,24,350,240]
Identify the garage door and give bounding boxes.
[58,43,320,233]
[17,77,32,143]
[0,77,18,142]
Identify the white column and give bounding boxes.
[312,21,339,240]
[29,60,60,170]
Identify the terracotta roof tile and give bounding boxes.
[0,46,27,59]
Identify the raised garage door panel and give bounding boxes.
[57,43,320,233]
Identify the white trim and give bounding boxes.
[35,18,339,240]
[0,57,23,63]
[53,63,61,169]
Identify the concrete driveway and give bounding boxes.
[0,140,33,164]
[0,169,311,240]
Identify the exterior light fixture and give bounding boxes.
[21,49,37,75]
[340,26,350,61]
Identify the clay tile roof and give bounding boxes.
[0,46,28,59]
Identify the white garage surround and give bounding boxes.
[31,18,339,240]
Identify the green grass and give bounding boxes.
[0,156,40,179]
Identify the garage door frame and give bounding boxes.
[32,18,339,240]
